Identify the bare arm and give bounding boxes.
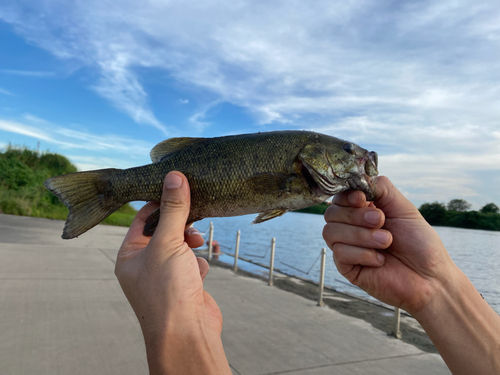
[323,176,500,374]
[115,172,231,374]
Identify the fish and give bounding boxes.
[44,130,378,239]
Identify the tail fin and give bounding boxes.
[44,169,123,239]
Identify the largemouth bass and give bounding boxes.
[44,131,378,239]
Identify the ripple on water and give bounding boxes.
[195,215,500,314]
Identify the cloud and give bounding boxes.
[1,0,499,134]
[1,69,55,77]
[63,155,134,171]
[1,0,500,206]
[0,87,15,96]
[188,100,221,131]
[0,117,153,162]
[92,63,170,135]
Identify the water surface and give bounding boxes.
[195,212,500,314]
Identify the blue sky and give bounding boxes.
[1,0,499,210]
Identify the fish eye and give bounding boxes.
[343,143,354,154]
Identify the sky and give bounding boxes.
[0,0,499,210]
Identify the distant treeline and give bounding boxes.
[296,197,500,232]
[294,202,330,215]
[419,199,500,231]
[0,145,136,227]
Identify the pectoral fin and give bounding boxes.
[143,207,161,236]
[252,209,289,224]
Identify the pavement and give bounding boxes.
[0,214,450,374]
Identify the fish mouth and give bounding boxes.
[348,151,378,201]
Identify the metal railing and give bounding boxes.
[198,222,402,339]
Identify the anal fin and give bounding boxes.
[252,209,289,224]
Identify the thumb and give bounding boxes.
[153,172,191,246]
[374,176,421,220]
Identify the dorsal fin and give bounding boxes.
[150,137,205,162]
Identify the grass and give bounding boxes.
[0,145,137,227]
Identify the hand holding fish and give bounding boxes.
[323,176,500,374]
[115,172,231,375]
[323,176,451,314]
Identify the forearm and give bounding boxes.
[144,319,231,375]
[414,267,500,374]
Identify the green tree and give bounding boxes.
[419,202,447,225]
[447,199,471,212]
[480,203,499,214]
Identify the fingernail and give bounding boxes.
[186,227,200,236]
[373,230,390,245]
[364,210,381,225]
[377,252,385,264]
[165,173,183,189]
[348,191,359,205]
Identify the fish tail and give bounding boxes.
[44,168,123,239]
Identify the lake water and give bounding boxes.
[194,212,500,315]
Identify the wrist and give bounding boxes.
[143,312,228,375]
[411,263,463,322]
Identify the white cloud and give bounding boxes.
[1,0,500,206]
[1,69,55,77]
[92,63,169,135]
[0,87,15,96]
[64,155,134,171]
[188,100,221,131]
[2,0,499,136]
[0,117,153,163]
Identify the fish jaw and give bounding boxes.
[346,150,378,201]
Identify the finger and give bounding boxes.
[152,172,190,248]
[185,227,205,249]
[332,243,385,270]
[332,190,368,208]
[332,244,385,285]
[324,205,385,229]
[120,201,159,251]
[323,222,393,250]
[197,257,210,281]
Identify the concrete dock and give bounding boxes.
[0,214,450,374]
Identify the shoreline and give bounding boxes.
[205,252,437,354]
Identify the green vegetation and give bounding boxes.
[419,200,500,231]
[294,202,331,215]
[0,145,137,227]
[296,197,500,232]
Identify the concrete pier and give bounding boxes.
[0,214,450,374]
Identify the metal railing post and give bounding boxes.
[208,222,214,262]
[234,230,240,272]
[318,248,326,306]
[392,307,402,339]
[268,238,275,286]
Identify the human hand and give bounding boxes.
[323,176,458,315]
[115,172,230,374]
